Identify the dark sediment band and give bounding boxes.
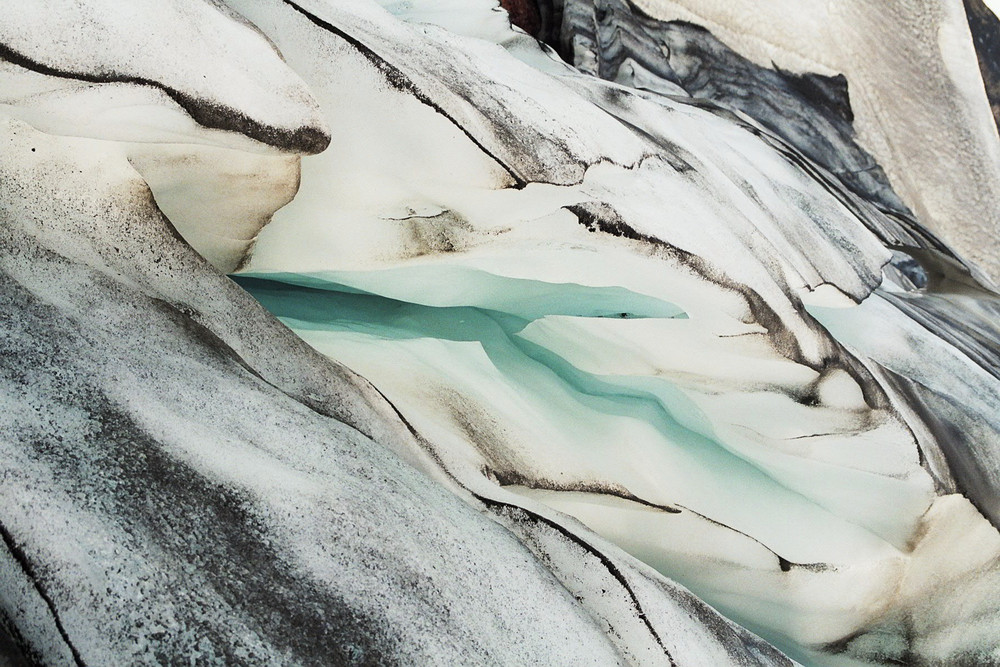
[0,41,330,154]
[964,0,1000,130]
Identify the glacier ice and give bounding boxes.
[586,0,1000,284]
[1,0,1000,666]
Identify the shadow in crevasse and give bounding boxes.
[0,624,28,667]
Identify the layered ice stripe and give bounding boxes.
[1,0,999,665]
[0,0,801,663]
[606,0,1000,284]
[232,0,1000,664]
[0,112,797,666]
[0,0,329,153]
[0,0,338,273]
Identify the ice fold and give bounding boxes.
[0,0,329,153]
[3,0,1000,665]
[0,115,798,666]
[233,0,1000,663]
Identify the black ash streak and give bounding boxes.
[964,0,1000,130]
[0,520,87,667]
[279,0,529,188]
[0,41,329,154]
[472,492,679,667]
[558,0,977,277]
[492,469,828,574]
[565,201,890,414]
[318,368,683,664]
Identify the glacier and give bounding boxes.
[2,0,1000,666]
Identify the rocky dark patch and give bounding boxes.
[500,0,542,36]
[964,0,1000,130]
[556,0,987,283]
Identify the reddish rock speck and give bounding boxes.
[499,0,541,36]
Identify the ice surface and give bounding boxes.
[623,0,1000,284]
[2,0,1000,665]
[0,115,795,666]
[231,0,1000,663]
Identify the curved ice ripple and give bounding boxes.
[0,113,788,667]
[2,0,1000,665]
[234,0,1000,664]
[0,0,797,665]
